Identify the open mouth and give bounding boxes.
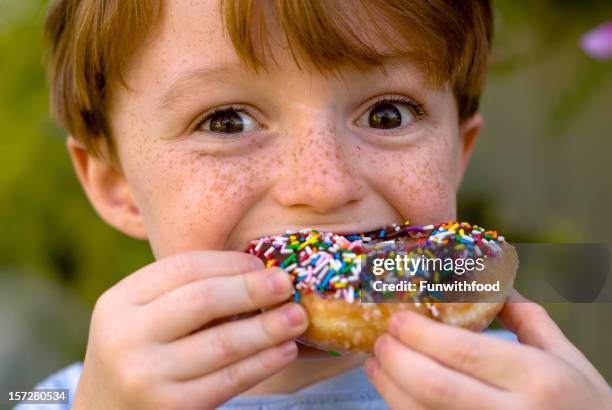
[256,221,433,242]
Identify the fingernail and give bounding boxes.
[364,358,378,377]
[267,269,291,295]
[282,303,306,327]
[250,256,265,270]
[374,335,387,356]
[279,340,297,357]
[508,289,530,303]
[388,314,400,335]
[390,310,415,335]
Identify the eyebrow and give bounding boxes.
[159,63,245,112]
[158,57,429,112]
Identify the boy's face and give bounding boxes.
[76,0,481,259]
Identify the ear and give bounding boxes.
[67,136,147,240]
[455,112,484,189]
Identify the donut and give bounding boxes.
[246,221,518,353]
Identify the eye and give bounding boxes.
[356,97,424,130]
[197,107,261,134]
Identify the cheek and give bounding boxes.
[355,133,460,223]
[124,143,276,258]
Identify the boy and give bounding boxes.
[22,0,610,408]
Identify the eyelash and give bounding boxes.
[192,95,427,134]
[368,95,427,119]
[194,106,249,131]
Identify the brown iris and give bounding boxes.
[209,109,244,133]
[368,103,402,129]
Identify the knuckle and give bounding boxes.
[242,273,261,307]
[97,320,146,364]
[165,253,198,280]
[452,339,479,369]
[221,363,247,390]
[118,357,150,395]
[211,327,241,358]
[256,349,282,373]
[103,316,139,353]
[420,371,452,403]
[228,251,261,271]
[260,313,279,344]
[530,371,567,398]
[155,382,211,410]
[100,330,123,358]
[185,281,216,310]
[92,289,115,320]
[157,400,182,410]
[153,390,186,410]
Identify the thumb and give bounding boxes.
[498,289,565,351]
[499,290,603,381]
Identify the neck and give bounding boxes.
[243,345,368,395]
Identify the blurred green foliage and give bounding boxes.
[0,0,152,305]
[489,1,612,136]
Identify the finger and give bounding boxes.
[162,303,308,379]
[388,309,537,388]
[365,358,424,410]
[118,251,264,305]
[499,289,605,381]
[374,334,507,409]
[179,340,298,406]
[145,268,293,341]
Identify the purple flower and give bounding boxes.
[581,21,612,60]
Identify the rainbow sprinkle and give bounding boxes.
[246,221,506,311]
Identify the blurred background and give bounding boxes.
[1,0,611,404]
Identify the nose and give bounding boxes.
[272,126,364,213]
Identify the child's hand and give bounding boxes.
[72,251,308,410]
[365,290,611,409]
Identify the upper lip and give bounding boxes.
[233,223,401,251]
[254,223,396,239]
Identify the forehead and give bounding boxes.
[124,0,436,93]
[146,1,235,76]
